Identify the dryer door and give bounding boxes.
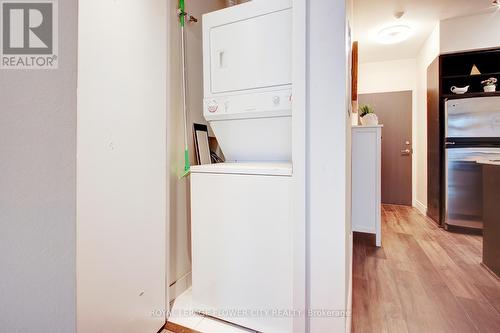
[208,7,292,94]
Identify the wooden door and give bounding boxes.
[359,91,412,205]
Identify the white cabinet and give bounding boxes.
[77,1,166,332]
[352,125,382,247]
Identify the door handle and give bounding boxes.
[218,50,226,68]
[401,149,411,155]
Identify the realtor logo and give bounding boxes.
[1,0,58,69]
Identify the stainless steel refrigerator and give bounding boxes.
[445,96,500,230]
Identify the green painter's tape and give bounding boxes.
[184,149,190,172]
[180,148,190,178]
[179,0,186,27]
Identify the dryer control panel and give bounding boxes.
[204,88,292,121]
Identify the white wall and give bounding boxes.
[360,11,500,214]
[345,2,354,332]
[0,1,77,332]
[167,0,226,297]
[358,58,419,210]
[168,0,225,298]
[167,0,226,293]
[307,0,351,331]
[359,59,417,94]
[415,23,440,213]
[77,1,167,333]
[291,0,307,331]
[440,11,500,54]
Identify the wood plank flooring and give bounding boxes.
[353,204,500,333]
[164,322,201,333]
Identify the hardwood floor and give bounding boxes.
[353,204,500,333]
[164,322,201,333]
[167,204,499,333]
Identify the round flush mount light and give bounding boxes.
[377,25,411,44]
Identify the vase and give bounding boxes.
[360,113,379,126]
[484,85,496,93]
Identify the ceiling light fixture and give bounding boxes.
[393,10,405,19]
[377,25,411,45]
[494,0,500,7]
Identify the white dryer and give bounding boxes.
[202,0,292,162]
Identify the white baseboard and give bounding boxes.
[413,199,427,216]
[169,271,192,302]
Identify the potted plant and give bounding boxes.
[359,104,379,126]
[481,77,497,93]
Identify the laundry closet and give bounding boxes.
[72,0,350,332]
[168,0,294,332]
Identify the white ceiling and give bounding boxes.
[353,0,498,63]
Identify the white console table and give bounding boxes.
[352,125,382,247]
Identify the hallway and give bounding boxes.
[353,205,500,333]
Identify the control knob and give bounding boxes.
[207,100,218,113]
[273,96,280,105]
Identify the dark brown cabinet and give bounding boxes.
[482,163,500,277]
[427,48,500,226]
[427,57,441,223]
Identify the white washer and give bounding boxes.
[190,163,293,333]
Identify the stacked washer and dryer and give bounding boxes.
[190,1,293,332]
